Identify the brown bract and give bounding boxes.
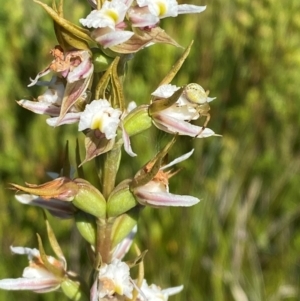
[10,177,79,201]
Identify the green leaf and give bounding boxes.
[157,40,193,87]
[34,0,93,43]
[76,139,85,179]
[111,56,125,110]
[96,142,122,199]
[61,140,71,177]
[94,58,117,100]
[54,24,90,52]
[44,212,65,261]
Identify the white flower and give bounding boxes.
[35,76,65,105]
[129,0,206,27]
[133,149,200,207]
[137,279,184,301]
[0,246,64,293]
[80,0,135,47]
[78,99,122,139]
[98,259,133,299]
[137,0,178,18]
[91,26,134,48]
[28,48,93,87]
[150,84,216,138]
[17,76,64,117]
[80,0,131,29]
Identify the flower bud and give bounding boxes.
[73,179,106,218]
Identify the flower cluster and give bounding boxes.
[80,0,206,49]
[1,0,219,300]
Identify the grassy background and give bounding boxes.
[1,0,300,300]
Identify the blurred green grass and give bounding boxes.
[1,0,300,300]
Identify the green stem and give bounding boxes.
[96,217,115,264]
[96,142,122,199]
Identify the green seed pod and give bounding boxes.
[61,278,85,301]
[107,180,138,217]
[72,179,106,218]
[111,207,141,248]
[123,105,152,137]
[75,211,97,246]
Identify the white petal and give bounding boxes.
[156,100,199,121]
[66,51,93,83]
[153,113,215,137]
[28,69,51,87]
[23,266,55,279]
[10,246,40,259]
[151,84,180,98]
[161,149,194,170]
[15,194,39,204]
[147,0,178,18]
[98,259,133,298]
[0,277,60,292]
[79,99,121,139]
[90,278,98,301]
[94,30,134,48]
[162,284,184,296]
[17,100,60,116]
[80,0,128,29]
[178,4,206,14]
[207,96,216,102]
[80,10,116,29]
[137,280,184,301]
[112,225,137,260]
[46,112,81,127]
[135,189,200,207]
[127,101,137,112]
[128,6,159,27]
[122,123,137,157]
